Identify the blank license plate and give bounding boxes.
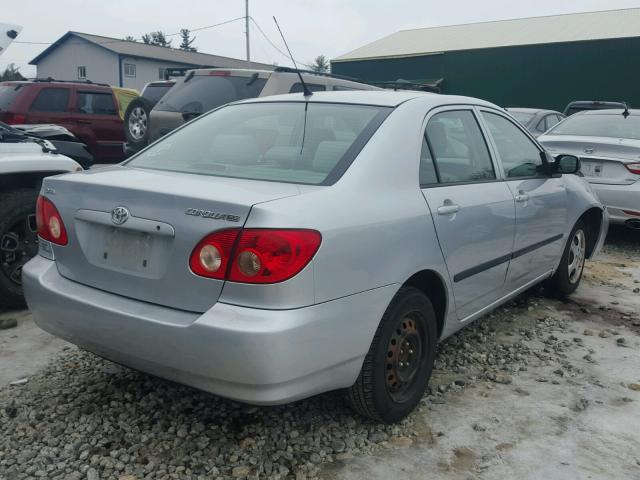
[103,228,153,272]
[581,161,603,177]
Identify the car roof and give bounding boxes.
[576,108,639,116]
[566,100,626,107]
[234,90,500,108]
[507,107,560,115]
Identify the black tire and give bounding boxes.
[545,220,587,297]
[123,97,153,148]
[346,286,438,423]
[0,189,39,309]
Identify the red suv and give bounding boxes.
[0,79,125,162]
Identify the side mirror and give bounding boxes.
[555,154,581,174]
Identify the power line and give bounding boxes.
[13,16,246,46]
[249,17,312,69]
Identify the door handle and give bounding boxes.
[515,193,530,203]
[437,204,461,215]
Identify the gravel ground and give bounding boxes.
[1,227,639,480]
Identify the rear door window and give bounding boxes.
[127,102,390,185]
[76,91,118,115]
[29,88,69,112]
[425,110,495,183]
[154,75,267,114]
[0,84,23,110]
[142,84,173,103]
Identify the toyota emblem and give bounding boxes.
[584,146,595,155]
[111,206,130,225]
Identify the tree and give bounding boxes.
[123,35,136,42]
[310,55,329,73]
[141,31,171,47]
[0,63,25,81]
[179,29,197,52]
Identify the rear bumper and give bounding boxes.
[591,182,640,224]
[23,256,397,405]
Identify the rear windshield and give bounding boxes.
[142,84,173,103]
[127,102,390,185]
[154,75,267,114]
[509,111,535,124]
[0,84,23,110]
[548,113,640,140]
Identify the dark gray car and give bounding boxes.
[506,108,565,137]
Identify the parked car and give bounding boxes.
[506,108,565,137]
[539,108,640,229]
[0,79,125,162]
[23,91,607,422]
[563,100,628,116]
[123,80,175,153]
[147,67,380,144]
[0,132,81,308]
[3,122,93,168]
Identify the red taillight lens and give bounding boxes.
[189,228,322,283]
[208,70,230,76]
[36,195,68,245]
[4,113,27,125]
[189,228,241,279]
[625,163,640,175]
[229,229,322,284]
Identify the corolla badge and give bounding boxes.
[584,146,595,154]
[111,206,130,225]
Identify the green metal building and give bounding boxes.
[331,8,640,111]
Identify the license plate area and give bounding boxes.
[103,227,153,272]
[581,160,603,178]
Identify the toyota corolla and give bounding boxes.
[23,91,607,422]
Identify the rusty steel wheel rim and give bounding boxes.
[385,314,424,403]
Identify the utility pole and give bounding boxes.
[245,0,250,63]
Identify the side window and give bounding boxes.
[425,110,495,183]
[76,91,118,115]
[29,88,69,112]
[482,111,543,178]
[535,116,547,132]
[547,114,561,129]
[419,135,438,185]
[289,83,326,93]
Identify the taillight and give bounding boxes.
[36,195,68,245]
[625,163,640,174]
[4,113,27,125]
[189,228,322,284]
[189,228,240,279]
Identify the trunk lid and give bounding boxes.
[43,166,299,312]
[539,134,640,185]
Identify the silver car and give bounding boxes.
[23,91,607,422]
[539,109,640,228]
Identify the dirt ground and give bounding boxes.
[1,227,639,480]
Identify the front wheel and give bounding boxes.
[546,221,587,297]
[346,287,437,423]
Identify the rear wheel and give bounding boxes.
[124,97,153,148]
[546,220,587,297]
[347,287,437,423]
[0,189,39,309]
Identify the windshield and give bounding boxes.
[0,84,22,110]
[509,111,535,124]
[127,102,390,185]
[154,75,267,114]
[548,113,640,140]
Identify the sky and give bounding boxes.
[3,0,640,77]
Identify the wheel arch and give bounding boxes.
[0,171,68,193]
[578,207,604,259]
[402,269,448,338]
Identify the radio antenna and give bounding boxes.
[273,16,312,97]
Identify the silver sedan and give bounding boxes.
[23,91,607,422]
[539,109,640,228]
